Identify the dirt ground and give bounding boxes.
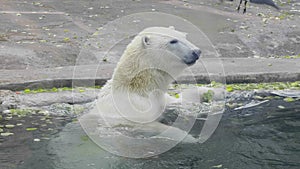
[0,0,299,70]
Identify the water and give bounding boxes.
[2,96,300,169]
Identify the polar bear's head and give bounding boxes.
[139,26,201,66]
[113,27,201,95]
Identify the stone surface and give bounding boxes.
[0,0,299,91]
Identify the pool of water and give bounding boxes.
[2,94,300,169]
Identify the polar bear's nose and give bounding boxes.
[192,49,201,59]
[183,48,201,66]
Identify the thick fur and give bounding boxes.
[80,27,201,143]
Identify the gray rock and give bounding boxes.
[0,90,19,112]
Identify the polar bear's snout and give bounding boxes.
[192,49,201,59]
[184,48,201,66]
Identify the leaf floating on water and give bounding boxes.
[5,124,15,128]
[211,164,223,168]
[283,97,295,102]
[5,116,12,120]
[1,132,14,136]
[26,127,38,131]
[278,105,285,109]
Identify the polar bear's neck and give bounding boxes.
[112,66,174,96]
[112,49,174,96]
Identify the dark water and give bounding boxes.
[2,98,300,169]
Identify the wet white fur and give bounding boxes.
[81,27,200,142]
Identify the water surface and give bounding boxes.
[1,97,299,169]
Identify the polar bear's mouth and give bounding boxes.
[185,60,197,66]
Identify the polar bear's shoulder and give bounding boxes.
[98,80,113,98]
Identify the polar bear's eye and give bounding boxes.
[169,39,178,44]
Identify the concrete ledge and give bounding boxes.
[1,58,300,90]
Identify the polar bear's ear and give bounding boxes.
[169,26,175,30]
[142,36,151,47]
[183,32,188,37]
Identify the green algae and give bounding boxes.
[21,86,101,94]
[26,128,38,131]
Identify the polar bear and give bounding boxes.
[80,26,201,143]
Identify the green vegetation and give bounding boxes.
[197,81,300,92]
[276,12,293,20]
[283,97,295,102]
[63,37,70,42]
[24,88,31,93]
[256,10,294,23]
[282,54,300,59]
[19,81,300,99]
[0,107,63,139]
[228,81,300,92]
[5,124,15,128]
[20,86,101,94]
[266,54,300,59]
[168,91,180,99]
[202,90,214,103]
[196,81,223,88]
[79,89,85,93]
[10,109,34,117]
[26,128,38,131]
[61,87,73,91]
[226,86,233,92]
